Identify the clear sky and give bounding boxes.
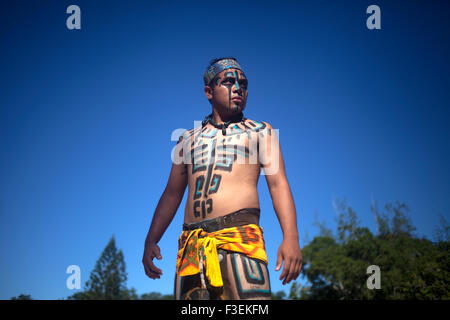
[1,0,449,300]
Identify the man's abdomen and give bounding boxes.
[184,184,260,223]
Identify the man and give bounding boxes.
[142,57,302,300]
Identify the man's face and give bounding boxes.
[206,68,248,115]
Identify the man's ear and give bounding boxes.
[204,85,214,100]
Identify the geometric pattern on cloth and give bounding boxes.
[203,58,243,85]
[176,224,267,287]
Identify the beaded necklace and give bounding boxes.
[201,112,246,136]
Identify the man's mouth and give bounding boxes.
[231,97,243,102]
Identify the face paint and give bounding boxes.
[233,70,240,91]
[224,71,234,112]
[219,70,247,113]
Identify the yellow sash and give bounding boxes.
[176,224,267,287]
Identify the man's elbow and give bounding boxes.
[163,185,185,202]
[267,176,289,192]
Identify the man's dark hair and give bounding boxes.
[206,56,239,88]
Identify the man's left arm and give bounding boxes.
[260,122,303,285]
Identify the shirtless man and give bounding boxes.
[142,57,302,300]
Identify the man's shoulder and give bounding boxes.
[177,127,196,142]
[243,118,273,132]
[184,127,196,137]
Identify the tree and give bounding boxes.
[68,235,136,300]
[433,214,450,243]
[371,200,416,239]
[289,199,450,300]
[271,290,286,300]
[140,292,174,300]
[11,294,32,300]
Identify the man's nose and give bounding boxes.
[233,81,242,94]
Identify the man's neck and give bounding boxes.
[211,109,243,124]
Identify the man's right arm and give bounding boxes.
[142,136,188,279]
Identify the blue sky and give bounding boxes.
[1,0,449,299]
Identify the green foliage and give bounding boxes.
[312,211,333,238]
[68,235,135,300]
[290,199,450,300]
[271,290,286,300]
[372,200,417,239]
[11,294,32,300]
[433,214,450,243]
[140,292,174,300]
[67,235,176,300]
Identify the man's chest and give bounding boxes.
[181,121,269,218]
[185,125,264,173]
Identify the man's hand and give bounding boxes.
[142,242,163,279]
[275,239,303,285]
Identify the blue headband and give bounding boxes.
[203,58,243,86]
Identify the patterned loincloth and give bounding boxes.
[176,223,268,288]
